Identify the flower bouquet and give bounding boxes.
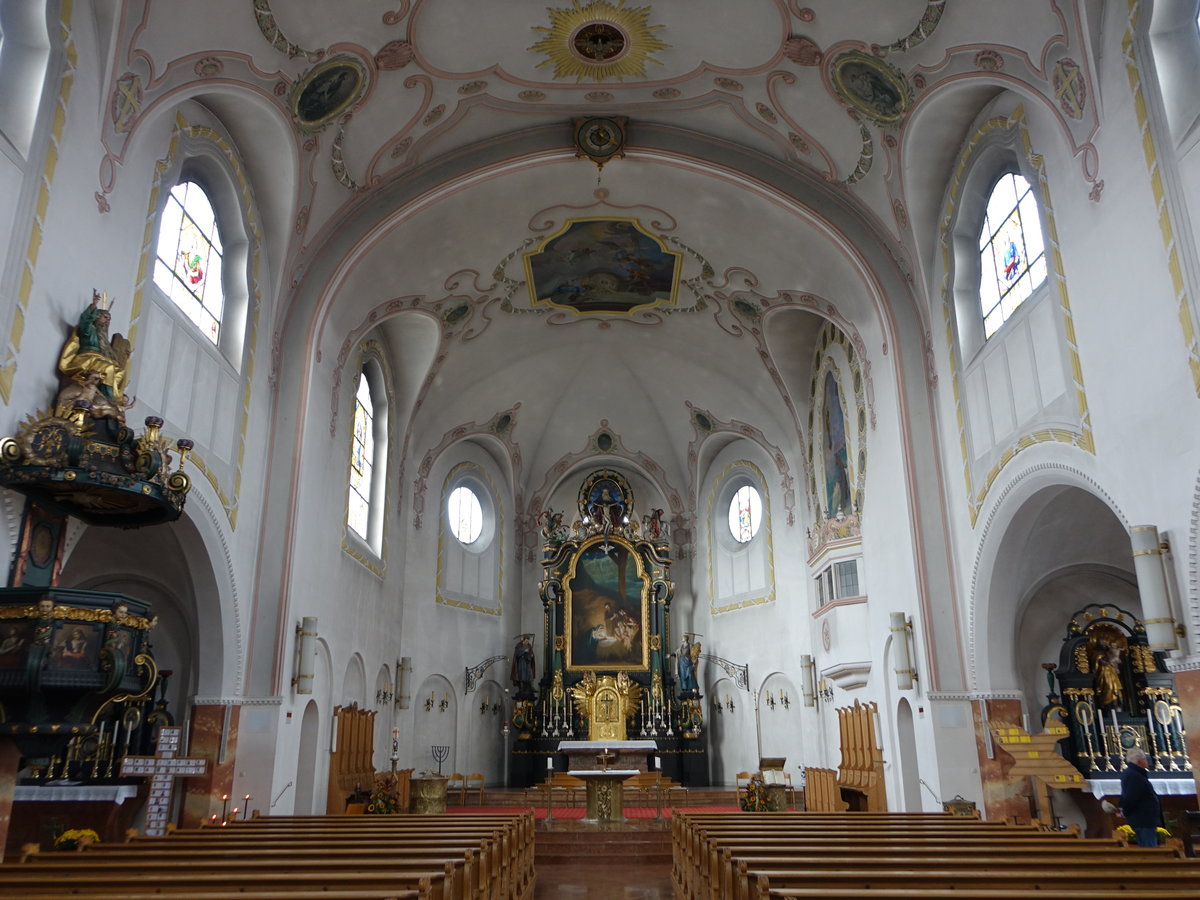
[53,828,100,851]
[1115,824,1171,845]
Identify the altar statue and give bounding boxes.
[677,634,701,696]
[1093,641,1125,709]
[511,633,536,699]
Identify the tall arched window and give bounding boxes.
[347,372,375,539]
[978,172,1046,338]
[708,461,775,614]
[346,358,388,555]
[153,181,224,344]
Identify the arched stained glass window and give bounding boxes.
[448,485,483,545]
[727,484,762,543]
[347,373,374,539]
[978,172,1046,338]
[153,181,225,344]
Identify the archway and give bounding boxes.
[294,699,321,814]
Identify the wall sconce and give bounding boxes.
[424,693,435,712]
[765,690,776,710]
[801,654,816,707]
[780,690,790,709]
[479,700,489,715]
[376,687,393,705]
[890,612,917,690]
[292,617,317,695]
[438,694,449,713]
[492,702,502,715]
[395,657,412,709]
[817,679,834,705]
[725,695,735,713]
[712,696,723,715]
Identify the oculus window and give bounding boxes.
[978,172,1045,339]
[448,485,483,545]
[153,181,225,344]
[727,484,762,543]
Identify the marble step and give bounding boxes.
[535,826,673,865]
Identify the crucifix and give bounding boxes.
[120,726,208,836]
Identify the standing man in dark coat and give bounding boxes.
[1120,746,1162,847]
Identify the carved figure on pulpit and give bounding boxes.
[58,291,133,427]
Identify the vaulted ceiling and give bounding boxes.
[104,0,1104,518]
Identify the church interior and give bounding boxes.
[2,0,1200,890]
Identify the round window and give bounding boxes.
[448,485,483,544]
[727,484,762,543]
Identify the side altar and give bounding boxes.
[507,470,708,787]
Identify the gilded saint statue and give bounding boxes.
[57,290,133,425]
[1092,641,1125,710]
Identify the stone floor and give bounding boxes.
[533,862,673,898]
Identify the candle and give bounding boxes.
[1148,707,1155,740]
[546,757,554,770]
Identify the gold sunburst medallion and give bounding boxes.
[530,0,669,83]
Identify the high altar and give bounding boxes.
[506,470,708,787]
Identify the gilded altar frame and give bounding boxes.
[564,535,650,673]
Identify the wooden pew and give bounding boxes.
[0,870,444,899]
[669,810,1200,900]
[733,855,1200,900]
[221,813,533,896]
[1,812,534,900]
[747,866,1200,900]
[23,845,487,900]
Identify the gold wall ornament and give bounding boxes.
[573,116,627,171]
[570,672,642,741]
[530,1,670,83]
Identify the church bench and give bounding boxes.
[21,848,490,900]
[164,815,530,900]
[0,893,424,900]
[676,819,1061,891]
[49,840,499,900]
[672,820,1091,900]
[726,854,1200,900]
[706,842,1178,899]
[183,812,534,896]
[682,832,1098,899]
[743,865,1200,900]
[764,890,1200,900]
[0,866,459,900]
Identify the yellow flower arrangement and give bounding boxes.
[1115,824,1171,844]
[53,828,100,850]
